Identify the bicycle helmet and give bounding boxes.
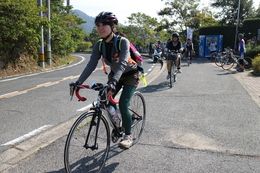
[95,11,118,26]
[172,32,179,38]
[238,33,244,39]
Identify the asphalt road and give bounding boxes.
[1,56,260,173]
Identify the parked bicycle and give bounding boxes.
[221,47,248,70]
[214,50,227,67]
[64,82,146,173]
[210,51,218,62]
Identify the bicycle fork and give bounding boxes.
[83,108,101,150]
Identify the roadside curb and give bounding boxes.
[0,116,77,172]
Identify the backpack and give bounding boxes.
[99,35,143,66]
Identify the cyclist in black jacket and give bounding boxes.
[166,33,184,79]
[184,38,194,63]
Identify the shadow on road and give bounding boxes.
[139,81,172,94]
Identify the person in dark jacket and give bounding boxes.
[166,33,184,79]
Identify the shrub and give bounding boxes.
[245,44,260,58]
[252,57,260,75]
[76,41,92,52]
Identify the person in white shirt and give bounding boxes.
[209,39,217,53]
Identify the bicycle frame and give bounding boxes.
[74,83,120,149]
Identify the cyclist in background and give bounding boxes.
[156,40,162,49]
[155,40,163,53]
[184,38,194,63]
[237,33,246,72]
[72,11,140,149]
[166,32,184,79]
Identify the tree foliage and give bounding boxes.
[123,12,161,47]
[211,0,254,25]
[0,0,86,69]
[0,0,46,65]
[158,0,200,32]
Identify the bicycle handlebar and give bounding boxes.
[169,50,181,54]
[74,84,119,104]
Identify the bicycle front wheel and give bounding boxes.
[64,111,110,173]
[170,61,177,87]
[210,52,217,62]
[222,56,235,70]
[215,54,225,67]
[129,92,146,145]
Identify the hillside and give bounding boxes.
[73,9,95,33]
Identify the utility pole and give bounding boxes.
[67,0,70,14]
[38,0,44,68]
[234,0,241,50]
[46,0,51,65]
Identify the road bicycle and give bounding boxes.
[168,50,179,87]
[221,48,248,70]
[64,82,146,173]
[214,50,227,67]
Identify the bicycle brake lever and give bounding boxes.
[70,85,75,101]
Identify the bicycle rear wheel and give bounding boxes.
[129,92,146,145]
[187,52,191,66]
[64,111,110,173]
[187,56,190,66]
[170,61,177,87]
[222,55,235,70]
[210,52,217,61]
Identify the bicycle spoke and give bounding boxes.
[64,112,110,173]
[129,92,146,144]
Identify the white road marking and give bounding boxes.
[6,91,27,98]
[0,56,85,83]
[0,91,19,98]
[44,82,59,87]
[37,82,52,87]
[77,103,94,112]
[1,125,53,146]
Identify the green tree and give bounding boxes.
[124,12,159,48]
[88,26,101,47]
[211,0,254,25]
[0,0,46,66]
[49,0,86,56]
[50,11,86,55]
[158,0,200,33]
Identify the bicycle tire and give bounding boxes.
[170,61,177,87]
[222,55,235,70]
[187,52,190,66]
[64,111,110,173]
[210,52,217,62]
[129,91,146,145]
[215,54,225,67]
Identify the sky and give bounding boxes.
[68,0,260,24]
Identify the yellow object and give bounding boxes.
[140,73,147,87]
[39,54,44,61]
